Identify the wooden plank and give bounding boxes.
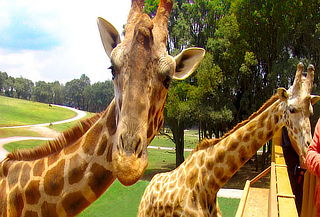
[269,162,278,217]
[274,145,286,165]
[275,166,294,196]
[242,188,269,217]
[251,166,271,185]
[235,180,251,217]
[278,197,298,217]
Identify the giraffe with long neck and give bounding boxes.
[0,0,205,216]
[137,63,320,217]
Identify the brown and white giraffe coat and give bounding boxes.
[0,0,205,216]
[138,63,320,217]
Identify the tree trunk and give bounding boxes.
[169,119,185,167]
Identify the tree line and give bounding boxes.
[0,72,114,113]
[145,0,320,166]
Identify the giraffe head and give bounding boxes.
[97,0,205,185]
[277,63,320,167]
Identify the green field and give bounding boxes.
[0,96,76,127]
[0,127,41,138]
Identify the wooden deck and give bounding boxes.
[236,130,299,217]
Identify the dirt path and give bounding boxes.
[0,105,86,160]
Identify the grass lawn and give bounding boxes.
[49,112,95,132]
[0,128,41,138]
[79,180,149,217]
[80,180,240,217]
[3,140,46,152]
[0,96,76,127]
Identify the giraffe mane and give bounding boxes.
[6,112,103,161]
[192,94,280,153]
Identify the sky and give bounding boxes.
[0,0,131,83]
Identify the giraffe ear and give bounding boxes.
[97,17,121,58]
[277,88,289,100]
[311,95,320,105]
[173,48,205,80]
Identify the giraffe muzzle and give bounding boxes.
[112,150,148,186]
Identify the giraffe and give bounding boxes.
[137,63,320,217]
[0,0,205,216]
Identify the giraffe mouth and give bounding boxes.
[112,149,148,186]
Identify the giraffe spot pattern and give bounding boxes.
[205,158,214,171]
[44,160,65,196]
[147,121,154,139]
[106,106,117,136]
[215,148,225,163]
[24,211,38,217]
[238,146,248,164]
[48,152,60,166]
[186,168,198,189]
[8,162,22,188]
[82,123,103,155]
[88,163,113,197]
[9,187,24,217]
[106,142,113,162]
[68,154,88,185]
[97,134,108,156]
[62,191,90,216]
[242,133,251,142]
[33,159,45,177]
[41,201,58,217]
[20,163,31,188]
[64,141,81,155]
[25,180,41,205]
[226,155,238,175]
[0,180,7,216]
[227,139,238,151]
[213,167,224,180]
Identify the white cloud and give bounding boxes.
[0,0,131,83]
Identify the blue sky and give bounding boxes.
[0,0,130,83]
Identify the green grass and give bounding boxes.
[49,112,95,132]
[0,96,76,127]
[79,180,149,217]
[3,140,46,152]
[218,197,241,217]
[80,180,240,217]
[0,128,41,138]
[150,130,199,149]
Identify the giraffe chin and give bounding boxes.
[113,153,148,186]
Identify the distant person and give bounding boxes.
[282,127,305,214]
[306,119,320,216]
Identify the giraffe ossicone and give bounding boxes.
[0,0,205,216]
[137,63,320,217]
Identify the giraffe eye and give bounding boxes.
[163,75,172,89]
[108,65,116,80]
[289,106,297,114]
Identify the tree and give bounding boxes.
[32,81,53,103]
[84,81,114,112]
[14,77,34,100]
[64,74,90,110]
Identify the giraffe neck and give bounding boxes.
[186,100,283,199]
[0,101,118,216]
